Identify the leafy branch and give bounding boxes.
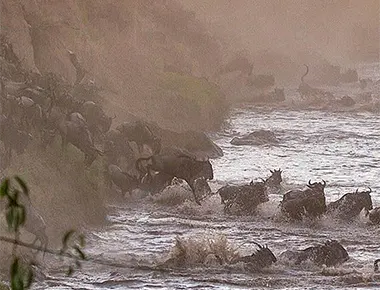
[0,176,87,290]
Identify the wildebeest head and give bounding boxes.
[236,242,277,269]
[198,159,214,181]
[193,177,212,199]
[252,242,277,265]
[265,169,283,188]
[355,188,373,212]
[315,240,349,266]
[307,179,326,193]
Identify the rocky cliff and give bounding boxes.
[1,0,227,131]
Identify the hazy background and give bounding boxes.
[180,0,379,83]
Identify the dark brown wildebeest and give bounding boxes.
[368,207,380,225]
[264,169,283,194]
[279,240,349,267]
[298,65,333,100]
[218,180,269,215]
[59,113,103,166]
[281,180,327,221]
[231,242,277,271]
[116,120,161,154]
[106,164,140,196]
[136,153,213,205]
[80,101,115,141]
[326,188,373,221]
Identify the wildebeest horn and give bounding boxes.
[260,178,266,183]
[367,187,372,194]
[308,180,312,186]
[355,188,359,194]
[252,241,263,249]
[270,170,274,173]
[322,180,326,187]
[375,259,380,273]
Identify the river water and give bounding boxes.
[35,64,380,289]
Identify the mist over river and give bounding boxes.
[34,64,380,289]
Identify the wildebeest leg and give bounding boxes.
[187,179,201,205]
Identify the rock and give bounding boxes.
[230,130,279,146]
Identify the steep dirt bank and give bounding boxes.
[0,1,229,271]
[1,0,227,131]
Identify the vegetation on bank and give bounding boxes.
[157,72,227,130]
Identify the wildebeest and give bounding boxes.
[106,164,140,196]
[19,193,49,257]
[0,114,32,167]
[5,95,44,132]
[136,153,213,205]
[368,207,380,225]
[280,180,327,221]
[231,242,277,271]
[298,65,332,100]
[279,240,349,267]
[218,180,269,214]
[80,101,115,141]
[326,188,373,221]
[57,112,103,166]
[264,169,283,195]
[140,170,174,195]
[0,179,48,257]
[116,120,161,154]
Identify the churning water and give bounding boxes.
[35,64,380,289]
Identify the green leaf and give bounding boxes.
[18,206,26,227]
[10,258,19,278]
[0,178,9,197]
[14,176,28,196]
[62,230,75,246]
[25,266,34,288]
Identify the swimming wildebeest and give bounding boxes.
[326,188,373,221]
[231,242,277,271]
[298,65,332,100]
[279,240,349,267]
[280,180,327,221]
[136,153,213,205]
[375,259,380,272]
[264,168,283,194]
[140,170,174,195]
[218,180,269,214]
[106,164,140,196]
[368,207,380,225]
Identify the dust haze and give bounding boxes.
[180,0,379,83]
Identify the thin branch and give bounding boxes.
[0,236,167,272]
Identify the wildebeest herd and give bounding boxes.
[0,43,378,275]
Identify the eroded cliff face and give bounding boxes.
[1,0,226,131]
